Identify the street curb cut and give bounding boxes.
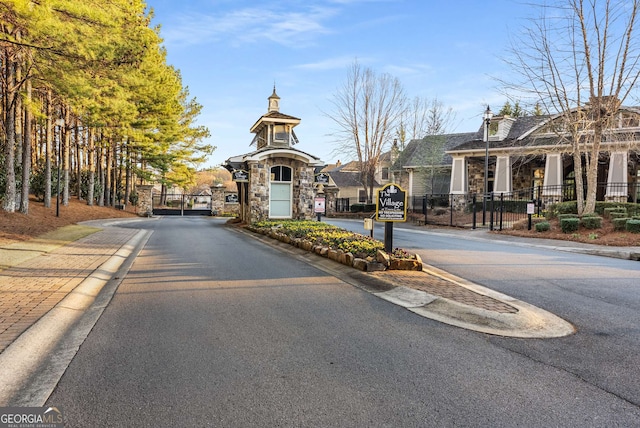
[0,228,152,406]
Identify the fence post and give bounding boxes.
[537,186,542,216]
[489,193,494,231]
[472,194,477,230]
[423,196,427,225]
[498,193,504,230]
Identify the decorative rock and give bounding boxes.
[367,262,386,272]
[352,258,368,271]
[376,250,390,267]
[389,257,422,271]
[341,252,354,266]
[328,249,339,261]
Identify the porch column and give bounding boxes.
[543,154,563,195]
[493,155,512,194]
[606,151,628,201]
[449,156,467,194]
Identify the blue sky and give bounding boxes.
[146,0,534,169]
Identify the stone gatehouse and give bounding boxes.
[224,87,324,224]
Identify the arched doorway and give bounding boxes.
[269,165,292,218]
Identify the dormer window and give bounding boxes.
[488,116,515,141]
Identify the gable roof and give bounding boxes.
[321,161,381,188]
[392,132,477,170]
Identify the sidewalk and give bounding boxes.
[0,226,141,353]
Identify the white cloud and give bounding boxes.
[161,5,338,48]
[294,56,361,71]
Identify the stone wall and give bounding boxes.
[243,157,318,223]
[136,185,154,217]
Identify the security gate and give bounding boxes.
[152,193,212,216]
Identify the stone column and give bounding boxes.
[136,185,154,217]
[210,185,225,216]
[324,187,339,216]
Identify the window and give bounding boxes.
[273,125,288,143]
[489,121,499,137]
[382,167,389,180]
[533,168,544,193]
[271,165,292,182]
[358,189,367,203]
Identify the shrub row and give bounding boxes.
[613,218,640,233]
[548,201,640,218]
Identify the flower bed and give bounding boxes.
[246,220,422,272]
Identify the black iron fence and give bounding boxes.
[408,182,638,230]
[336,198,351,213]
[330,182,637,227]
[152,193,212,216]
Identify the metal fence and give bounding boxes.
[408,182,638,230]
[335,198,351,213]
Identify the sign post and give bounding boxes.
[314,196,326,221]
[527,201,535,230]
[375,184,407,253]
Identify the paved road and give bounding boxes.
[45,217,640,427]
[328,218,640,412]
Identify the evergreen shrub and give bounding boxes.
[535,221,551,232]
[612,218,630,231]
[558,213,579,220]
[581,216,602,229]
[626,219,640,233]
[560,218,580,233]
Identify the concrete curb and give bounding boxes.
[231,224,576,339]
[0,228,152,406]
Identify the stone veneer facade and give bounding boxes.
[243,157,317,223]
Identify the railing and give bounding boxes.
[335,198,350,213]
[408,182,637,230]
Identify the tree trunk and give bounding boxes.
[573,151,585,216]
[62,108,70,205]
[44,90,52,208]
[124,140,131,207]
[2,52,17,213]
[87,128,95,206]
[105,142,112,206]
[20,78,32,214]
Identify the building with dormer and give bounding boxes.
[447,107,640,205]
[224,87,324,223]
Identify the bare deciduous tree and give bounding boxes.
[505,0,640,214]
[327,60,407,203]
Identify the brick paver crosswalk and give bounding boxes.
[0,228,138,353]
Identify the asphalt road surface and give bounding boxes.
[47,217,640,427]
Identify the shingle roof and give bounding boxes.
[392,132,477,170]
[322,162,380,188]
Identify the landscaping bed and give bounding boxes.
[246,220,422,272]
[497,201,640,246]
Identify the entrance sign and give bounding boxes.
[376,184,407,222]
[232,169,249,182]
[315,172,330,185]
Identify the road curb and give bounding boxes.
[0,228,151,406]
[231,224,576,338]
